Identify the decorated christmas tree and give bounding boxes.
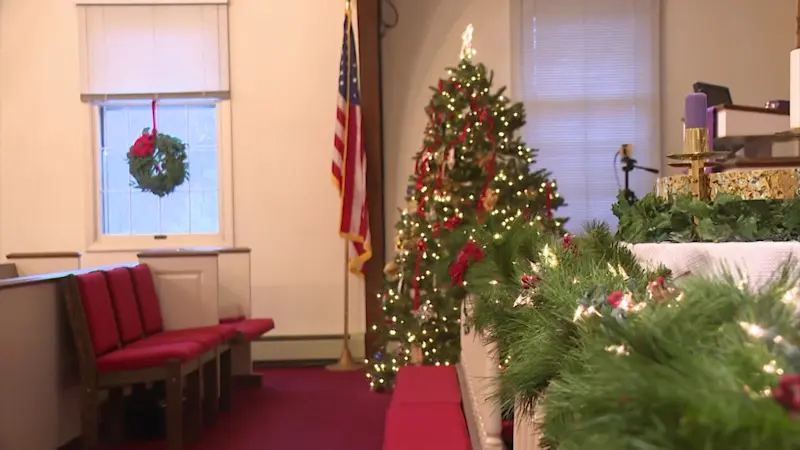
[367,25,566,390]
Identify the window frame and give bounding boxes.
[86,98,234,252]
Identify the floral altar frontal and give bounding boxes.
[655,168,800,200]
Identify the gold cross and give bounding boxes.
[460,24,476,60]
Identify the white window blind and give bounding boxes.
[77,4,229,100]
[518,0,660,231]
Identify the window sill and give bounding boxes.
[87,235,231,253]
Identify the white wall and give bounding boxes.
[382,0,796,255]
[0,0,365,337]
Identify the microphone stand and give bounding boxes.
[621,155,659,205]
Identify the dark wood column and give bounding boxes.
[358,0,385,356]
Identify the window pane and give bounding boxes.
[103,192,131,235]
[101,150,131,192]
[190,190,219,234]
[160,192,191,234]
[189,150,218,190]
[189,106,218,146]
[100,106,129,146]
[130,192,161,235]
[99,102,221,236]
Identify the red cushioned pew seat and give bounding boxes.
[96,341,206,373]
[383,403,471,450]
[65,271,208,450]
[104,267,235,350]
[129,264,275,342]
[128,263,246,408]
[218,316,275,340]
[392,365,462,404]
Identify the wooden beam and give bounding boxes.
[357,0,385,357]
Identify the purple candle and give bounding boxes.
[684,93,708,128]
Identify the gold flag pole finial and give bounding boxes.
[460,24,476,60]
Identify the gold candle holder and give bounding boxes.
[666,127,727,201]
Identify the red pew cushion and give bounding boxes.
[219,315,246,324]
[104,267,146,344]
[96,341,205,373]
[392,366,461,404]
[502,419,514,445]
[127,329,222,352]
[230,318,275,340]
[129,264,165,335]
[383,403,470,450]
[75,272,121,357]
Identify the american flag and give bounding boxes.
[332,6,371,274]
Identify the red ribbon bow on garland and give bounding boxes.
[449,241,485,287]
[607,291,625,309]
[774,374,800,412]
[521,275,540,289]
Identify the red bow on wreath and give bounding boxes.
[449,241,484,287]
[774,374,800,412]
[130,100,161,173]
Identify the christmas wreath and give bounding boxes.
[127,101,189,197]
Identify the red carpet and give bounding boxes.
[102,367,391,450]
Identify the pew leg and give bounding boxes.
[165,361,185,450]
[107,387,125,443]
[203,354,219,425]
[185,369,202,442]
[219,349,233,412]
[81,387,100,450]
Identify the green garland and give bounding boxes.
[613,191,800,243]
[127,129,189,197]
[467,219,800,448]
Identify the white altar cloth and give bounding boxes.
[630,242,800,290]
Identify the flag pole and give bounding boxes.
[326,240,365,371]
[327,0,364,372]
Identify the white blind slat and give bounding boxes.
[77,4,229,97]
[520,0,660,231]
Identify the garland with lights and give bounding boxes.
[366,27,566,391]
[467,220,800,448]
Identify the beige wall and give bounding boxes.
[0,0,365,337]
[382,0,795,255]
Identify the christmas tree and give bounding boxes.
[367,25,566,390]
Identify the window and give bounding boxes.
[516,0,661,231]
[77,2,232,249]
[98,101,220,236]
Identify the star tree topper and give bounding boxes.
[460,24,476,60]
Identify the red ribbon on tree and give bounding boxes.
[432,216,462,237]
[415,149,434,216]
[476,108,497,216]
[412,240,426,310]
[449,241,485,287]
